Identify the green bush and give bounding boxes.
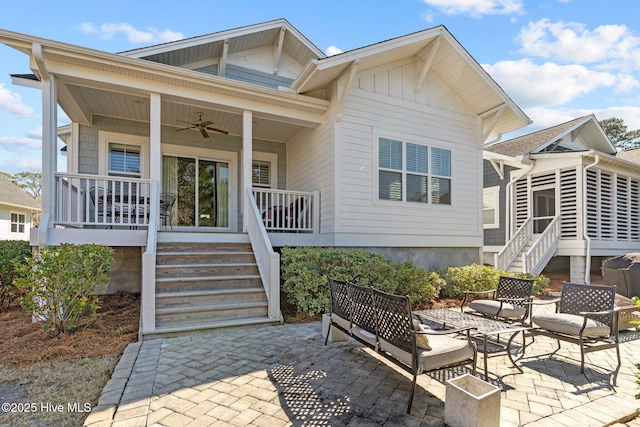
[0,240,32,309]
[441,263,549,297]
[280,247,443,315]
[13,244,115,335]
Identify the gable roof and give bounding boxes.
[0,175,40,210]
[485,115,616,157]
[291,25,531,139]
[120,19,324,70]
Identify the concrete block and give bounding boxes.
[445,374,501,427]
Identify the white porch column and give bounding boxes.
[242,110,253,232]
[33,43,57,247]
[149,93,162,185]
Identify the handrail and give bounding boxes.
[495,217,532,271]
[252,188,315,232]
[54,172,151,228]
[523,215,561,275]
[140,179,159,334]
[246,188,282,321]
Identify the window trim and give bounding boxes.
[99,131,149,178]
[374,133,453,206]
[251,152,278,189]
[10,211,26,234]
[483,186,500,229]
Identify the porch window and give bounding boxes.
[108,143,141,178]
[10,212,25,233]
[252,160,271,188]
[483,186,499,229]
[378,137,451,205]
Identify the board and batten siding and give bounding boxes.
[333,60,482,247]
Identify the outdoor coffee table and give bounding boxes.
[413,308,529,380]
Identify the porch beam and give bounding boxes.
[33,42,57,247]
[273,27,285,75]
[242,110,253,232]
[415,35,442,93]
[336,59,359,122]
[218,39,228,77]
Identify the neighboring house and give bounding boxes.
[0,174,40,241]
[483,114,640,283]
[0,20,530,337]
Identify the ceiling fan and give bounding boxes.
[176,112,228,138]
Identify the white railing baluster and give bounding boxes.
[251,188,318,233]
[495,218,533,271]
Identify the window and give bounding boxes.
[483,186,499,229]
[252,160,271,188]
[10,212,25,233]
[108,143,141,178]
[378,137,451,205]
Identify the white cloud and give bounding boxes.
[0,84,35,117]
[421,0,524,17]
[27,126,42,139]
[484,59,617,108]
[516,19,640,70]
[79,22,183,44]
[326,46,343,56]
[0,136,41,150]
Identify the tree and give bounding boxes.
[1,171,42,199]
[599,117,640,150]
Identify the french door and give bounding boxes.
[162,155,230,228]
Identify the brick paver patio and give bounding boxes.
[84,312,640,427]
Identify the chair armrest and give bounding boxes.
[461,289,496,311]
[496,296,530,303]
[463,290,496,296]
[531,298,560,306]
[413,326,476,336]
[578,308,618,317]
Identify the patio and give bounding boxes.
[83,311,640,427]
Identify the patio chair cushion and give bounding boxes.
[379,335,475,374]
[351,326,377,347]
[469,299,526,318]
[412,320,432,350]
[532,313,610,337]
[331,313,350,332]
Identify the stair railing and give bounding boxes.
[523,215,561,275]
[246,188,282,322]
[140,179,159,334]
[495,217,532,271]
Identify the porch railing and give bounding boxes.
[495,218,533,271]
[247,188,281,321]
[523,215,561,275]
[54,173,151,228]
[252,188,319,233]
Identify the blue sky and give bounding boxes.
[1,0,640,174]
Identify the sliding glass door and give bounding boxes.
[162,155,229,228]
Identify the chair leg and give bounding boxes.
[324,323,331,346]
[406,372,417,414]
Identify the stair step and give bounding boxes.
[156,302,269,327]
[156,263,259,278]
[157,243,252,253]
[156,276,262,293]
[156,288,267,309]
[156,252,255,264]
[142,317,276,339]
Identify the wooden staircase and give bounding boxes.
[147,238,274,337]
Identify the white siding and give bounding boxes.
[287,115,336,234]
[0,204,32,241]
[334,59,482,247]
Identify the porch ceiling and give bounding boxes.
[62,83,304,142]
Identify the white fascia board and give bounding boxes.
[483,150,530,169]
[11,74,40,88]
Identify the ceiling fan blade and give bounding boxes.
[205,126,229,135]
[201,121,213,127]
[176,127,193,131]
[177,119,196,125]
[200,129,210,138]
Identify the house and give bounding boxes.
[0,19,530,337]
[483,114,640,284]
[0,174,40,241]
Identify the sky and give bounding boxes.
[1,0,640,174]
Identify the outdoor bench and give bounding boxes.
[324,277,478,413]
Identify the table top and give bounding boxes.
[413,308,529,336]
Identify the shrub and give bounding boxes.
[13,244,115,335]
[0,240,32,309]
[441,263,549,298]
[280,247,443,315]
